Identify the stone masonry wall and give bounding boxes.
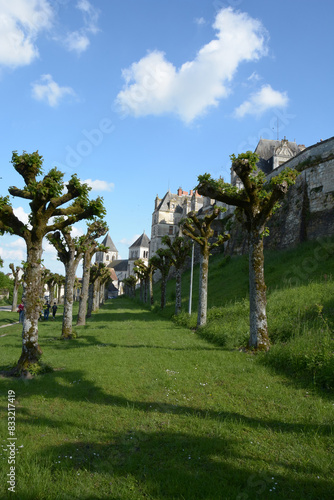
[225,136,334,255]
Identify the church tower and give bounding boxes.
[95,233,118,265]
[127,231,150,276]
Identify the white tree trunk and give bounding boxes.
[16,244,43,371]
[62,262,76,338]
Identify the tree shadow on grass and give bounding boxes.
[0,369,332,438]
[14,427,334,500]
[40,333,223,352]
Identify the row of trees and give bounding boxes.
[125,152,297,352]
[0,151,109,374]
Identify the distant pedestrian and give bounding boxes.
[44,301,51,320]
[52,302,58,320]
[17,303,24,323]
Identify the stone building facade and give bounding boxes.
[150,188,203,257]
[127,232,150,276]
[95,234,118,264]
[94,231,151,294]
[227,136,334,254]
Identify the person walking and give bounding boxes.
[52,302,58,320]
[44,301,51,320]
[18,303,24,323]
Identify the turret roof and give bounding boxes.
[101,233,118,253]
[129,232,150,249]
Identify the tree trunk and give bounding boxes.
[62,262,76,339]
[175,268,182,315]
[197,249,209,327]
[11,280,19,312]
[87,283,93,317]
[15,244,43,372]
[149,272,154,305]
[100,283,105,305]
[248,231,270,350]
[161,274,167,310]
[92,279,100,312]
[77,252,91,325]
[49,282,54,306]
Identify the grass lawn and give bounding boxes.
[0,298,333,499]
[0,310,18,327]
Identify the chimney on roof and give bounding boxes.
[190,190,193,196]
[177,187,182,196]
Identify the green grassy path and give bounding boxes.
[0,298,333,499]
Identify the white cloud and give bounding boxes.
[0,238,26,262]
[248,71,261,82]
[0,0,53,68]
[83,179,115,192]
[194,17,206,26]
[76,0,99,34]
[116,7,268,123]
[64,31,90,54]
[31,74,75,107]
[63,0,99,54]
[234,84,288,118]
[13,206,29,225]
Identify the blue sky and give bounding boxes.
[0,0,333,275]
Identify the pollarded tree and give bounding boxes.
[99,267,111,306]
[181,208,230,327]
[123,275,137,298]
[53,273,65,304]
[149,248,172,310]
[47,221,108,338]
[133,260,154,305]
[42,269,57,305]
[161,236,192,315]
[133,259,148,303]
[0,151,105,372]
[47,228,84,338]
[9,263,23,312]
[197,151,298,350]
[87,263,110,317]
[77,220,108,326]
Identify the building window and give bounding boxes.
[169,225,173,235]
[106,255,109,261]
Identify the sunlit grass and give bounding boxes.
[154,237,334,388]
[0,297,333,499]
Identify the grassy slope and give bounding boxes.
[153,237,334,389]
[0,296,333,499]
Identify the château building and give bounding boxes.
[231,137,306,188]
[150,188,203,257]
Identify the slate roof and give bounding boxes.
[109,259,128,272]
[101,233,118,253]
[255,139,302,174]
[156,190,189,212]
[129,232,150,249]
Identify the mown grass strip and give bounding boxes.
[0,297,333,499]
